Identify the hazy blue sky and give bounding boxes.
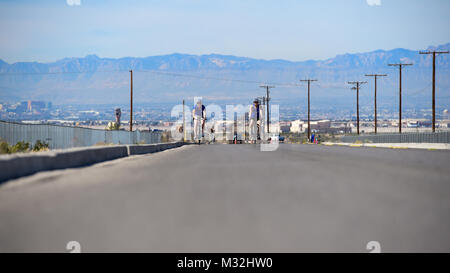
[0,0,449,63]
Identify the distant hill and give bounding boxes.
[0,43,449,112]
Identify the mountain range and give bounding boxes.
[0,43,449,112]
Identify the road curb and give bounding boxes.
[0,142,186,183]
[322,142,450,150]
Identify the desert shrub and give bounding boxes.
[161,131,171,143]
[32,140,49,152]
[10,141,30,153]
[0,141,10,154]
[0,140,50,154]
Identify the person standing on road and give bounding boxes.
[192,99,206,144]
[249,99,262,144]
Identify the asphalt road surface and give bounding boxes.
[1,144,449,252]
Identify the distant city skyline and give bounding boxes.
[0,0,449,63]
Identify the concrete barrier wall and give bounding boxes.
[127,142,184,155]
[0,142,186,183]
[0,120,162,149]
[340,131,450,144]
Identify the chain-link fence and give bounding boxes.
[339,131,450,144]
[0,120,161,149]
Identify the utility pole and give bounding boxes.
[129,69,133,132]
[182,99,186,142]
[365,74,387,134]
[388,63,413,133]
[300,79,318,142]
[419,50,449,132]
[260,85,275,133]
[348,81,367,135]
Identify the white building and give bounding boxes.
[290,119,331,133]
[290,120,306,133]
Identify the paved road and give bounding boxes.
[0,144,449,252]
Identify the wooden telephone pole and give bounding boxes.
[129,69,133,132]
[259,85,275,133]
[348,81,367,135]
[365,74,387,134]
[182,99,186,142]
[419,50,449,132]
[388,63,413,133]
[300,79,318,142]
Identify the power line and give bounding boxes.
[137,70,262,84]
[406,84,431,96]
[0,70,129,76]
[0,69,302,87]
[136,70,303,87]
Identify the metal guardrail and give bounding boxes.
[0,120,162,149]
[340,131,450,144]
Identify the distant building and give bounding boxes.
[330,122,352,134]
[419,120,432,128]
[279,121,291,133]
[312,120,331,132]
[16,100,47,113]
[440,120,450,128]
[290,120,306,133]
[14,102,28,112]
[290,119,331,133]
